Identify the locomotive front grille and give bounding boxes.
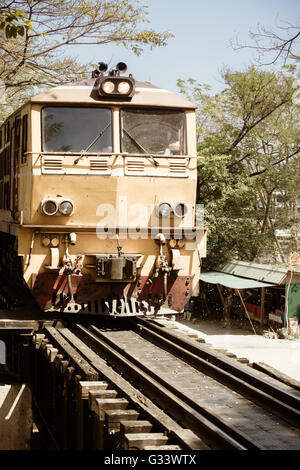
[89,157,111,174]
[42,156,64,174]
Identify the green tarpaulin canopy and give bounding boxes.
[201,271,275,289]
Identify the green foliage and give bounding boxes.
[0,0,173,121]
[197,152,266,269]
[0,4,31,39]
[178,66,300,267]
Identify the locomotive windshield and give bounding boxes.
[42,107,112,153]
[121,109,186,155]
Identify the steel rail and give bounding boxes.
[57,325,208,450]
[73,322,263,450]
[131,319,300,428]
[44,326,99,380]
[137,318,300,409]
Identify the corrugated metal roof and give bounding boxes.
[216,260,300,285]
[201,271,275,289]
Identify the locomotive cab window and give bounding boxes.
[42,107,112,153]
[121,109,186,155]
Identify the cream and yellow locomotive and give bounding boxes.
[0,62,206,315]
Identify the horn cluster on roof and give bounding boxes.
[92,62,135,98]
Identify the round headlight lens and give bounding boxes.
[174,202,188,218]
[169,239,177,248]
[159,202,172,218]
[118,81,131,94]
[42,200,58,216]
[59,201,73,216]
[102,80,115,94]
[42,237,51,247]
[177,239,185,249]
[51,237,60,247]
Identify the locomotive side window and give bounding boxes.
[121,109,186,155]
[42,107,112,153]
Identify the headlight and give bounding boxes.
[177,239,185,249]
[59,200,73,216]
[97,75,135,98]
[102,80,115,94]
[174,202,188,218]
[42,199,58,216]
[118,81,131,94]
[42,236,51,247]
[159,202,172,218]
[51,237,60,247]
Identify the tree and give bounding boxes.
[178,67,300,267]
[0,0,173,120]
[232,21,300,65]
[0,1,31,39]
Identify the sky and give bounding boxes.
[73,0,299,94]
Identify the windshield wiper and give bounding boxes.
[123,128,159,167]
[74,122,111,165]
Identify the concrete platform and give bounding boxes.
[168,318,300,383]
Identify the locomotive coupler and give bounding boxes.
[94,235,139,281]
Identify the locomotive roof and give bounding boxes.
[29,77,196,110]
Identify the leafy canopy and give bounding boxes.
[0,0,173,120]
[178,66,300,267]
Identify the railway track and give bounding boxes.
[31,317,300,450]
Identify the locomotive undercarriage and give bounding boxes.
[0,230,195,316]
[31,271,193,316]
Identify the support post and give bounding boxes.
[261,287,265,327]
[216,283,225,307]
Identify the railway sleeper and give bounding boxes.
[75,380,111,449]
[33,334,95,449]
[87,387,176,450]
[119,421,182,450]
[123,433,169,450]
[89,396,135,450]
[105,410,141,449]
[64,324,207,449]
[32,333,165,450]
[33,326,206,450]
[143,445,182,450]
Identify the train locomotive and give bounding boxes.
[0,62,206,316]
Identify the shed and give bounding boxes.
[201,260,300,326]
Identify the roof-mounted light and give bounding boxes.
[97,76,135,98]
[102,80,115,94]
[94,61,135,98]
[118,81,131,94]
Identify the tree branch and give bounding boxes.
[249,148,300,177]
